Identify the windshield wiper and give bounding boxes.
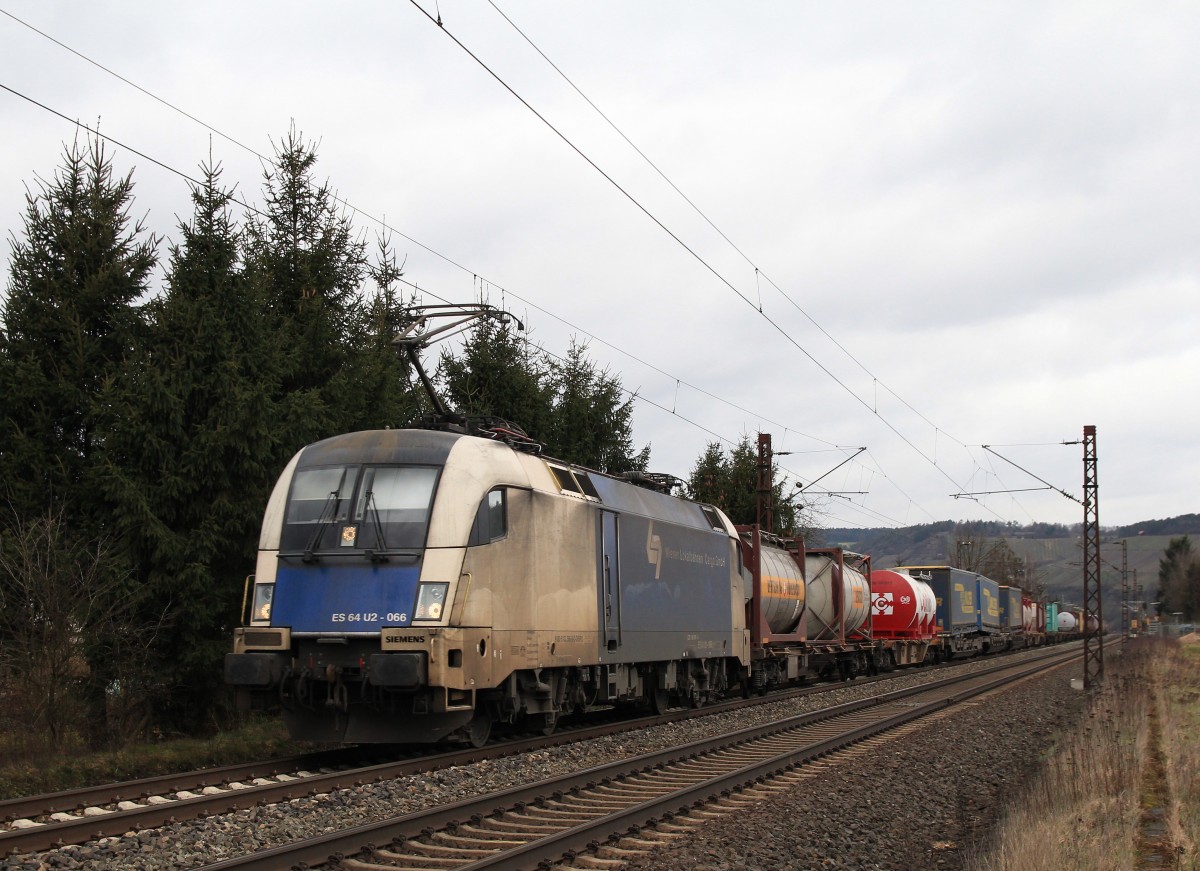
[302,490,340,563]
[363,490,389,563]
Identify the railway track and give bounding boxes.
[0,643,1079,862]
[189,645,1081,871]
[1,660,925,857]
[0,647,970,848]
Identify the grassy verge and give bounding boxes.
[1162,640,1199,866]
[967,637,1199,871]
[0,715,308,800]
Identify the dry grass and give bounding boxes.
[1162,640,1200,869]
[966,638,1199,871]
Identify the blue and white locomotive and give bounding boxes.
[225,426,752,745]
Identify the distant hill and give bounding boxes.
[813,514,1200,627]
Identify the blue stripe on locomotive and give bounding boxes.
[618,515,732,632]
[271,562,421,632]
[586,474,734,635]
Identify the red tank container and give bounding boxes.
[870,570,937,640]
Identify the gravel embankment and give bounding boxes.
[1,650,1087,871]
[621,666,1089,871]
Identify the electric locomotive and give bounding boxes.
[225,426,752,745]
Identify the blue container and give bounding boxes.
[998,586,1024,631]
[977,575,1001,633]
[894,567,977,636]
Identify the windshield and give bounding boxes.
[280,464,439,554]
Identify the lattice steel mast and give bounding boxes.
[1081,425,1103,688]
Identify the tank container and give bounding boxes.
[870,570,936,639]
[805,553,870,639]
[757,544,806,635]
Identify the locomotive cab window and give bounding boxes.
[468,488,507,546]
[281,466,355,551]
[280,464,439,553]
[352,466,439,551]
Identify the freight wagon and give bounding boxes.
[888,566,1005,658]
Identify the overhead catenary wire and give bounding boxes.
[409,1,1012,524]
[2,7,1018,527]
[3,9,936,529]
[483,0,975,452]
[0,6,844,453]
[1,73,886,531]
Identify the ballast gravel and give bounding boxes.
[1,649,1090,871]
[619,666,1090,871]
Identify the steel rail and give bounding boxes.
[194,646,1081,870]
[0,642,1081,858]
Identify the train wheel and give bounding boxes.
[465,708,492,748]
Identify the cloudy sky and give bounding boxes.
[2,2,1197,531]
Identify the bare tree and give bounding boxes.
[0,505,165,751]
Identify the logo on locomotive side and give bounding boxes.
[646,521,662,579]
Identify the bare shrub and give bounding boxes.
[0,505,165,753]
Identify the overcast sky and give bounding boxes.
[2,2,1197,531]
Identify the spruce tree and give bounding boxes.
[687,437,798,535]
[242,127,370,445]
[438,318,554,438]
[96,163,284,729]
[1,136,157,519]
[1,136,158,747]
[344,236,423,431]
[1157,536,1198,621]
[544,339,648,473]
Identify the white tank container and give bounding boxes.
[805,553,870,639]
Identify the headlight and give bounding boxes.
[414,582,449,620]
[252,583,275,624]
